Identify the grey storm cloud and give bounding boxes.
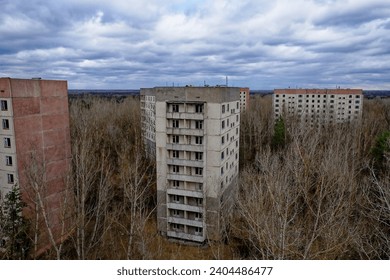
[1,0,390,89]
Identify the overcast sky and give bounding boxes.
[1,0,390,89]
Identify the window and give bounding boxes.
[7,174,14,184]
[221,151,224,160]
[195,152,203,160]
[355,100,360,104]
[172,209,180,217]
[172,119,179,128]
[221,136,225,145]
[221,167,224,175]
[195,104,203,113]
[173,180,180,188]
[172,223,180,230]
[172,165,180,173]
[195,120,203,129]
[236,102,239,109]
[172,150,179,158]
[6,156,12,166]
[4,137,11,148]
[172,135,179,144]
[195,227,203,235]
[236,127,238,135]
[221,120,225,129]
[1,100,8,111]
[2,119,9,130]
[195,136,203,145]
[195,212,202,220]
[172,104,179,112]
[173,195,181,203]
[195,167,203,175]
[196,198,202,206]
[227,119,229,127]
[222,105,225,114]
[197,183,203,191]
[236,115,239,122]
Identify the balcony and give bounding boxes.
[167,158,204,168]
[167,202,203,213]
[167,230,205,242]
[166,144,203,152]
[167,173,204,183]
[166,112,204,120]
[167,217,203,228]
[166,128,204,136]
[167,188,203,198]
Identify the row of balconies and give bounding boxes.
[167,216,203,228]
[167,173,204,184]
[166,143,203,152]
[167,158,204,168]
[166,128,204,136]
[166,112,204,120]
[168,193,203,208]
[167,188,203,198]
[167,229,204,242]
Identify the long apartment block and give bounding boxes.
[141,87,240,242]
[273,88,363,124]
[0,77,71,253]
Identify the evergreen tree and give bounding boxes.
[0,185,30,259]
[371,130,390,173]
[271,117,286,150]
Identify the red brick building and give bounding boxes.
[240,87,250,111]
[0,77,71,255]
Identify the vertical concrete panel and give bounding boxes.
[10,79,41,97]
[40,80,68,97]
[0,78,12,98]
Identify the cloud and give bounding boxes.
[0,0,389,89]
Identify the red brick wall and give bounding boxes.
[7,78,72,255]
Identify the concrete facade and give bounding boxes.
[0,77,71,254]
[141,86,240,242]
[273,88,363,124]
[140,89,156,158]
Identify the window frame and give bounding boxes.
[1,100,8,111]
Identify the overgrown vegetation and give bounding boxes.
[237,96,390,259]
[1,95,389,259]
[0,185,30,259]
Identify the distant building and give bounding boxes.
[0,77,71,254]
[141,86,240,242]
[239,88,250,111]
[273,89,363,124]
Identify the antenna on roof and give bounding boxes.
[226,76,228,86]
